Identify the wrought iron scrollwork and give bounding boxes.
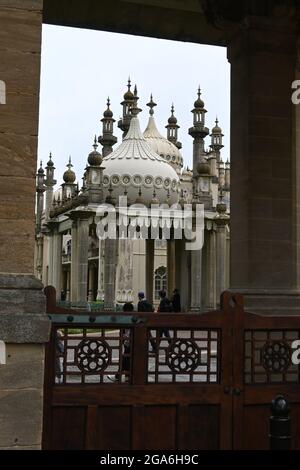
[166,339,201,373]
[75,338,111,374]
[262,340,292,374]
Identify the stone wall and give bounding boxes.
[0,1,50,450]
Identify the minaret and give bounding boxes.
[188,87,209,178]
[98,98,117,157]
[85,136,104,203]
[45,152,56,220]
[224,159,230,191]
[166,104,182,150]
[210,117,224,164]
[118,77,135,139]
[61,156,77,201]
[36,160,45,233]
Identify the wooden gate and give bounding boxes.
[43,288,300,450]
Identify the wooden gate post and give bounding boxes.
[269,395,291,450]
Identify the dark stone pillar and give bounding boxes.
[228,16,300,312]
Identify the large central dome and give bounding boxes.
[143,116,183,173]
[102,111,180,205]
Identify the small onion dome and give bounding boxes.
[197,157,210,175]
[103,97,113,118]
[63,157,76,183]
[38,160,44,174]
[123,77,134,100]
[168,104,177,124]
[211,118,222,134]
[47,152,54,167]
[88,136,102,166]
[194,87,204,108]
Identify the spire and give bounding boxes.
[210,116,224,159]
[45,152,56,188]
[166,103,181,149]
[99,98,117,157]
[93,134,98,150]
[63,156,76,184]
[134,84,139,105]
[47,152,54,168]
[147,94,157,116]
[118,78,136,138]
[194,86,204,109]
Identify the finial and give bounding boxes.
[134,84,138,96]
[198,86,201,97]
[67,156,73,169]
[171,103,175,115]
[47,151,54,167]
[127,77,131,90]
[146,93,157,116]
[107,96,110,107]
[40,160,43,168]
[93,135,98,151]
[215,116,219,125]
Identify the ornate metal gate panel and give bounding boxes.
[43,287,233,450]
[43,288,300,450]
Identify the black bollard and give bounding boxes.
[269,395,291,450]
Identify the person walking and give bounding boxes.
[107,302,133,383]
[171,288,181,313]
[157,290,172,344]
[137,291,156,352]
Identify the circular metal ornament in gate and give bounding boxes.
[166,339,200,373]
[75,338,111,373]
[261,340,291,374]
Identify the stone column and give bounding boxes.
[70,219,78,303]
[190,246,202,312]
[77,217,90,303]
[52,229,62,301]
[88,264,94,301]
[145,239,154,304]
[215,204,229,303]
[167,239,176,297]
[103,238,118,310]
[228,16,300,312]
[207,228,217,309]
[175,238,190,312]
[66,269,70,301]
[97,239,104,300]
[0,1,50,450]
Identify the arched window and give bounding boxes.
[154,266,167,300]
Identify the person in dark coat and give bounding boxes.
[171,288,181,313]
[137,291,156,352]
[157,290,172,343]
[108,302,133,382]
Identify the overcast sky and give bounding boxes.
[38,25,230,186]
